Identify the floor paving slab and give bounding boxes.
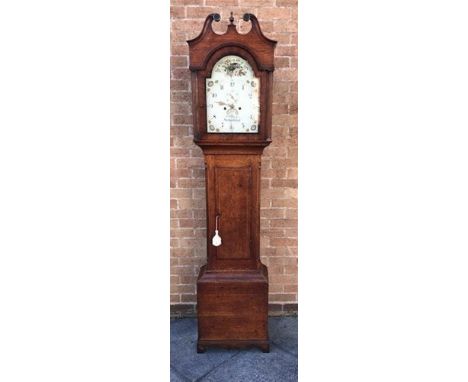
[170,366,190,382]
[170,317,298,382]
[268,316,298,357]
[199,347,297,382]
[170,318,240,381]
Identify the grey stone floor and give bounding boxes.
[170,317,298,382]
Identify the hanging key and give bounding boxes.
[212,214,222,247]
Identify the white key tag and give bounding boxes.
[212,230,222,247]
[212,214,222,247]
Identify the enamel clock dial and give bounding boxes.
[206,55,260,133]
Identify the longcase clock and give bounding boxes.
[187,12,276,353]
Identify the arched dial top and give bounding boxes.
[206,55,260,133]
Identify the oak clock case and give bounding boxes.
[187,13,276,353]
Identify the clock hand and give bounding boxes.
[217,101,236,111]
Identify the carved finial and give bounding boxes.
[229,12,234,25]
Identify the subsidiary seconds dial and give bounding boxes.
[206,55,260,133]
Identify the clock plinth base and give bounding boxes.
[197,340,270,353]
[196,264,269,352]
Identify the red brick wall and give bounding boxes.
[170,0,297,316]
